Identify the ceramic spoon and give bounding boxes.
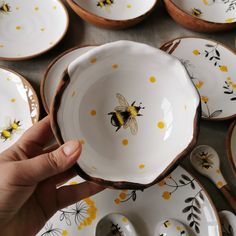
[190,145,236,213]
[96,213,138,236]
[219,210,236,236]
[156,219,189,236]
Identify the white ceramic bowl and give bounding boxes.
[51,40,200,189]
[0,0,68,60]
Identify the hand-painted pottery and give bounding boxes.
[219,210,236,236]
[164,0,236,32]
[37,166,221,236]
[226,120,236,176]
[161,37,236,121]
[66,0,158,29]
[42,46,96,113]
[0,67,39,153]
[0,0,69,60]
[51,40,200,189]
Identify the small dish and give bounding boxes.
[161,36,236,121]
[66,0,157,29]
[219,210,236,236]
[42,45,95,113]
[0,0,69,60]
[164,0,236,32]
[0,66,39,153]
[37,166,221,236]
[226,120,236,176]
[51,40,200,189]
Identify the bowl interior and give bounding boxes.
[55,41,199,185]
[172,0,236,24]
[73,0,156,20]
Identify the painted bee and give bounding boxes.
[111,223,122,236]
[0,120,21,141]
[97,0,114,8]
[108,93,144,135]
[192,8,202,17]
[0,2,10,14]
[197,151,214,169]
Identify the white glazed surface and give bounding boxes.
[37,166,221,236]
[0,68,39,153]
[0,0,68,59]
[43,46,95,112]
[163,37,236,120]
[219,210,236,236]
[157,219,189,236]
[230,122,236,172]
[56,40,199,185]
[73,0,156,20]
[190,145,227,189]
[96,213,138,236]
[172,0,236,23]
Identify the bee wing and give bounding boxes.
[123,117,132,129]
[129,117,138,135]
[116,93,129,107]
[114,106,127,112]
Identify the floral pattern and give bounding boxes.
[114,189,143,204]
[97,0,114,8]
[201,96,223,118]
[223,77,236,101]
[39,223,66,236]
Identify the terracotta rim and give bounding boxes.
[66,0,158,29]
[41,44,97,114]
[50,66,201,189]
[166,0,236,27]
[0,0,69,61]
[161,35,236,122]
[0,65,40,124]
[226,119,236,176]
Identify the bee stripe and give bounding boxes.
[116,112,124,125]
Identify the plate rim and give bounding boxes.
[0,0,69,61]
[50,41,201,189]
[160,35,236,121]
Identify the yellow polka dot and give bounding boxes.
[226,18,234,23]
[112,64,118,69]
[53,6,57,10]
[114,198,120,205]
[127,4,132,8]
[139,164,145,169]
[62,230,68,236]
[219,65,228,72]
[71,91,76,97]
[69,181,78,185]
[217,181,223,188]
[193,49,200,55]
[90,57,97,64]
[122,139,129,146]
[10,98,16,103]
[90,110,97,116]
[0,44,4,48]
[34,6,39,11]
[149,76,157,83]
[16,25,22,30]
[122,217,128,223]
[40,28,45,32]
[157,121,165,129]
[79,139,85,145]
[176,226,182,231]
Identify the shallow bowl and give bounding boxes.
[164,0,236,32]
[66,0,157,29]
[51,40,200,189]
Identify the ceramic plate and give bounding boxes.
[161,37,236,121]
[51,40,200,189]
[219,211,236,236]
[0,67,39,153]
[37,166,221,236]
[171,0,236,24]
[71,0,156,21]
[226,120,236,176]
[42,46,95,113]
[0,0,68,60]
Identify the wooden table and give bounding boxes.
[1,0,235,213]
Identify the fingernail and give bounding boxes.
[63,141,80,156]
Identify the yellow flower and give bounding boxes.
[158,180,165,187]
[232,83,236,89]
[114,198,120,204]
[193,49,200,55]
[119,192,127,200]
[162,191,171,200]
[62,230,68,236]
[227,77,232,81]
[219,65,228,72]
[195,80,204,89]
[201,96,209,103]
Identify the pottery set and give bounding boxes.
[0,0,235,235]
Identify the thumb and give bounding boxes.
[19,141,81,184]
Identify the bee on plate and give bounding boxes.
[108,93,144,135]
[97,0,114,8]
[0,2,10,14]
[197,151,214,169]
[111,223,122,236]
[192,8,202,17]
[0,119,21,142]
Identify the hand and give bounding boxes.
[0,116,104,236]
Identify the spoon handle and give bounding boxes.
[220,184,236,214]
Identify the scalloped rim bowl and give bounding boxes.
[51,40,200,189]
[66,0,158,29]
[164,0,236,32]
